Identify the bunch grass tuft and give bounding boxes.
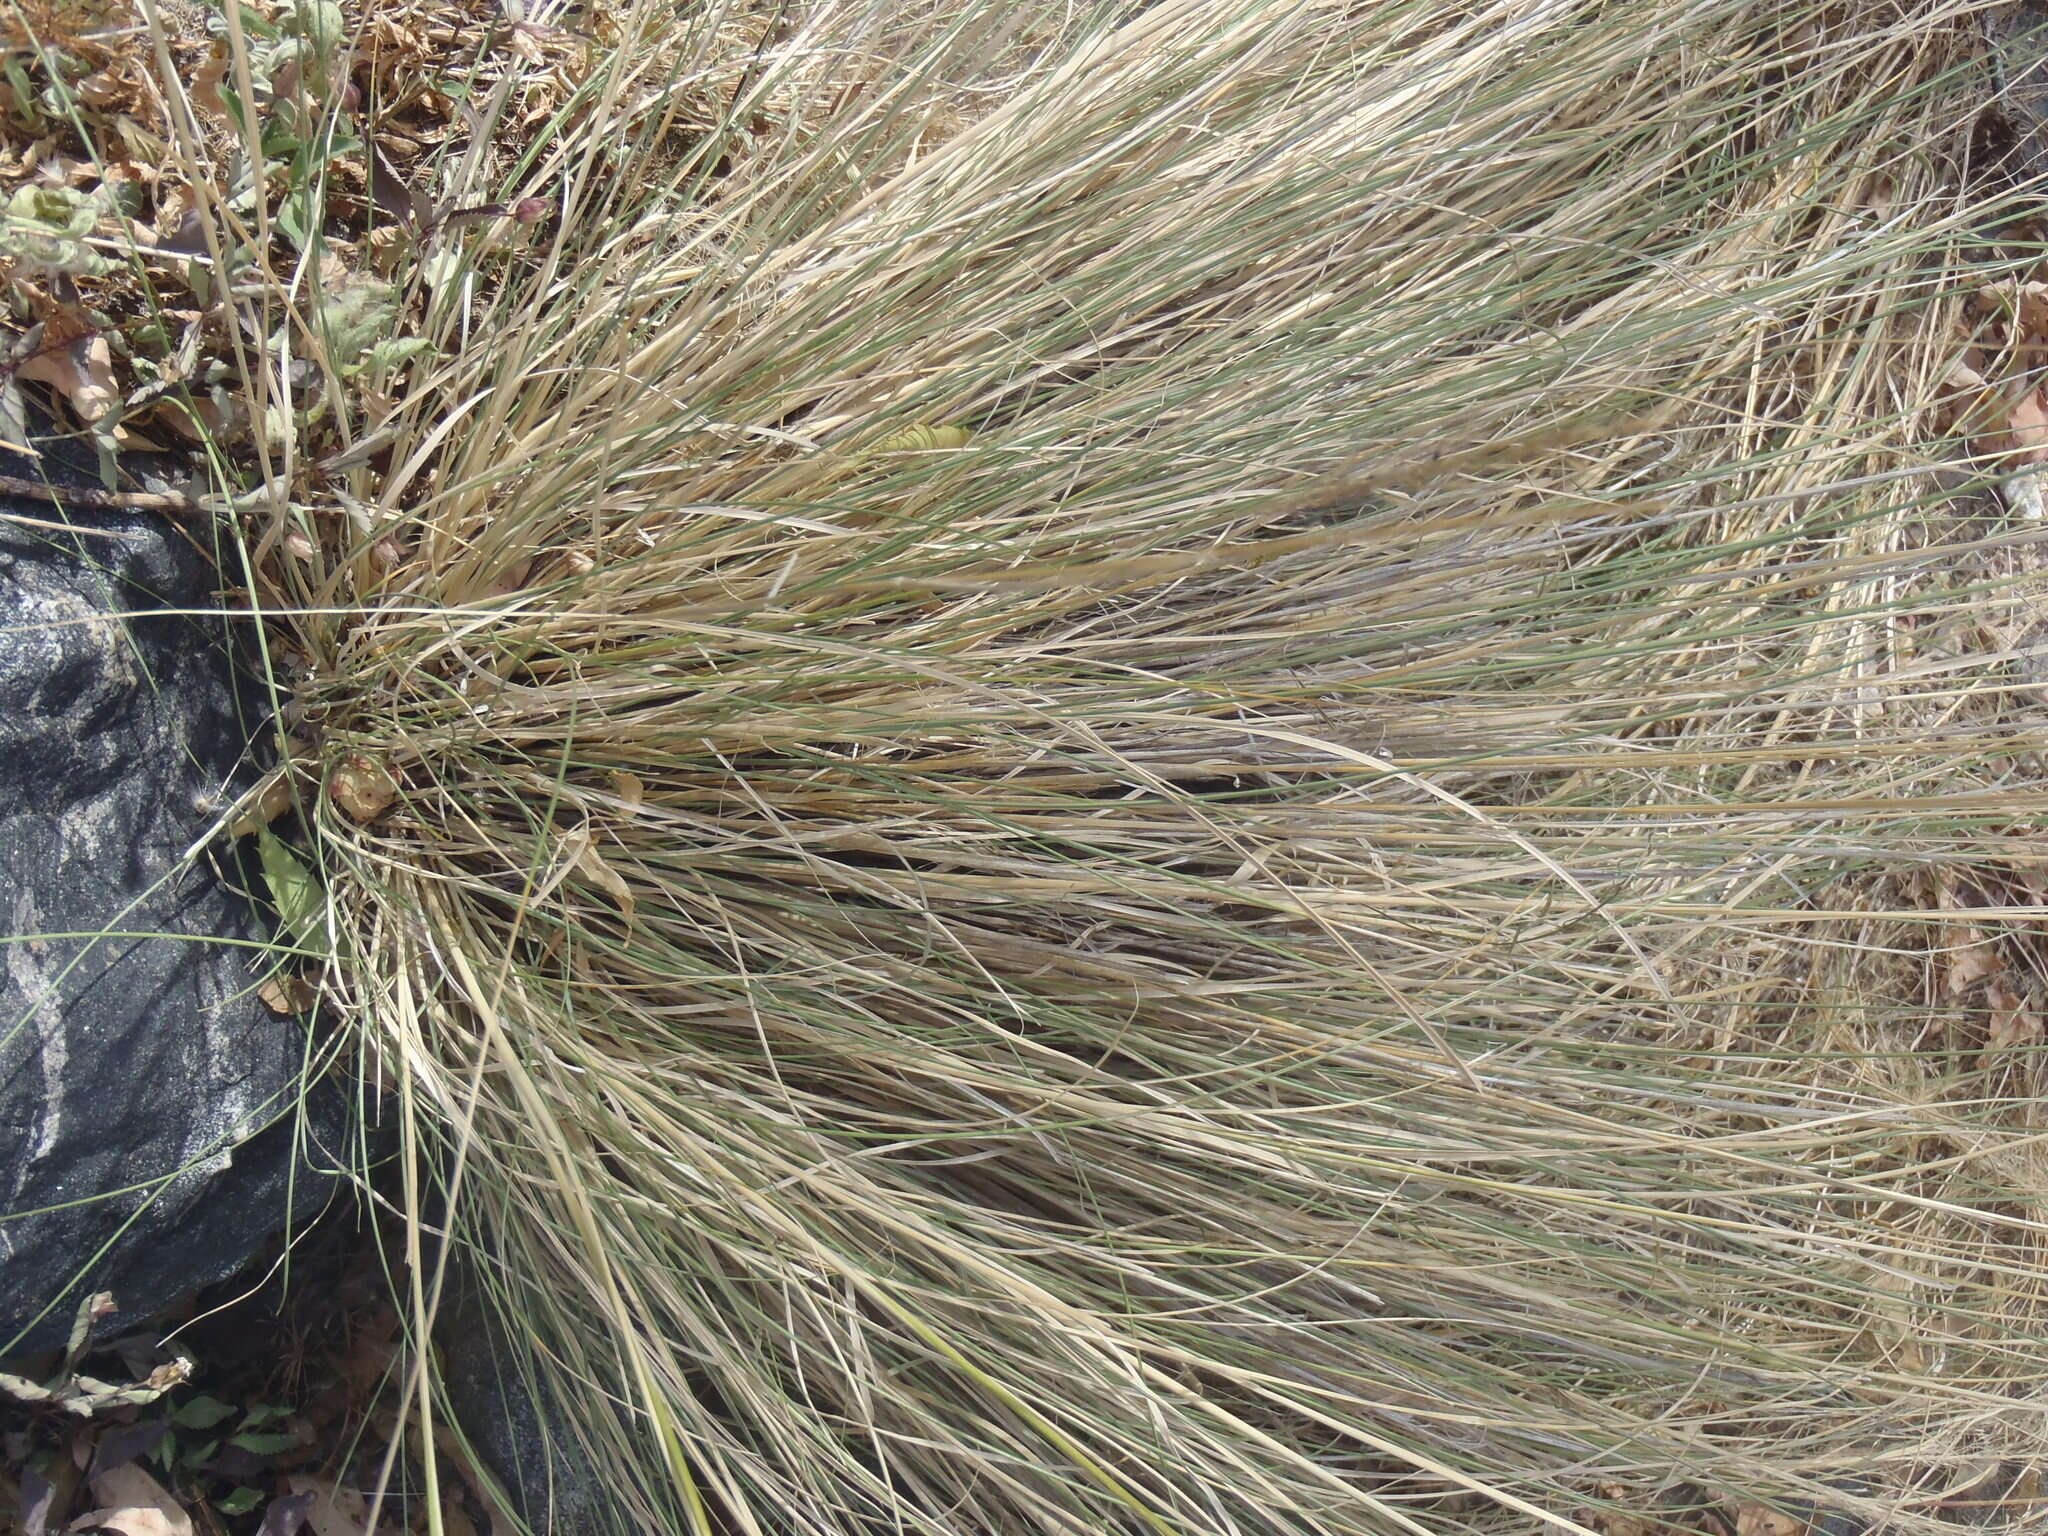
[232,0,2048,1530]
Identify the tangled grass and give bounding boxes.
[197,0,2048,1529]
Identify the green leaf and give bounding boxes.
[172,1394,239,1430]
[0,183,115,276]
[63,1290,112,1370]
[227,1430,299,1455]
[217,81,258,139]
[239,1402,291,1427]
[255,828,329,958]
[306,276,411,374]
[281,0,345,50]
[259,119,304,160]
[275,183,318,251]
[418,246,466,301]
[4,57,41,123]
[356,335,437,378]
[218,4,281,39]
[215,1486,263,1516]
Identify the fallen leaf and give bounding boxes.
[18,332,118,427]
[282,1475,370,1536]
[564,823,637,924]
[503,20,551,63]
[365,141,427,229]
[1987,979,2043,1049]
[86,1419,168,1481]
[2010,391,2048,466]
[1945,938,2002,997]
[228,774,298,838]
[1943,357,2005,447]
[328,752,398,823]
[1584,1483,1657,1536]
[258,971,320,1015]
[75,71,125,110]
[2015,280,2048,347]
[20,1462,55,1536]
[70,1463,193,1536]
[1733,1506,1801,1536]
[256,1490,314,1536]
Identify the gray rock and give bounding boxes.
[438,1266,607,1534]
[1983,2,2048,169]
[0,433,347,1358]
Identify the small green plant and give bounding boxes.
[156,1393,299,1518]
[0,184,118,277]
[208,0,358,252]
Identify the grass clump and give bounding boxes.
[155,0,2048,1530]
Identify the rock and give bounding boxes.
[437,1267,606,1533]
[0,430,348,1358]
[1982,2,2048,173]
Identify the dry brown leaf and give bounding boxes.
[1942,357,2006,446]
[70,1463,194,1536]
[1732,1506,1801,1536]
[565,824,637,924]
[228,773,298,838]
[191,49,229,118]
[141,1359,190,1394]
[2010,1466,2042,1505]
[610,769,645,812]
[283,1475,377,1536]
[432,1419,518,1536]
[1585,1484,1658,1536]
[1945,938,2003,996]
[258,971,320,1015]
[18,333,119,427]
[1986,979,2043,1049]
[2014,280,2048,345]
[503,21,550,64]
[2010,390,2048,465]
[158,392,232,442]
[328,752,399,823]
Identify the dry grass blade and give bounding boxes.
[244,0,2048,1531]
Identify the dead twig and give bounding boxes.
[0,473,199,516]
